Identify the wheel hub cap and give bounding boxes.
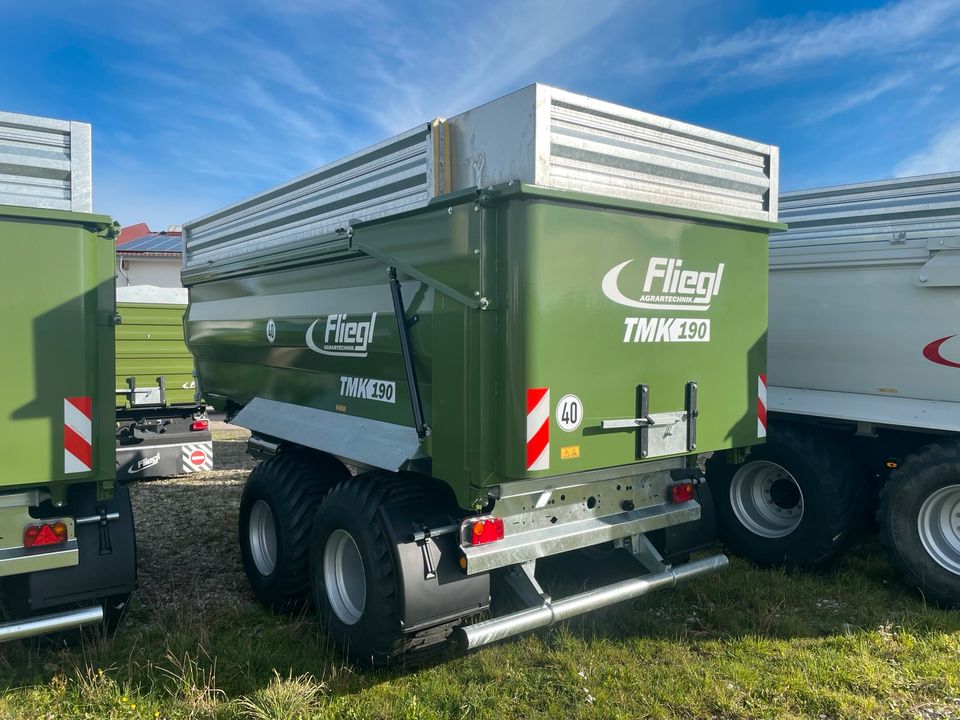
[729,460,804,538]
[917,484,960,576]
[323,529,366,625]
[248,499,278,576]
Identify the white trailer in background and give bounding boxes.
[707,172,960,605]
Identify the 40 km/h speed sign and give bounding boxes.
[556,394,583,432]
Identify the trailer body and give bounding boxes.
[768,173,960,427]
[183,84,780,662]
[188,188,771,501]
[115,286,212,480]
[707,172,960,606]
[0,110,135,639]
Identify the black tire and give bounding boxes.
[879,440,960,607]
[239,452,349,612]
[309,472,453,667]
[706,422,865,568]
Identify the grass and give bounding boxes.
[1,438,959,719]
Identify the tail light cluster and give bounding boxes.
[190,418,209,431]
[670,481,695,504]
[460,516,505,547]
[23,521,68,548]
[469,517,504,545]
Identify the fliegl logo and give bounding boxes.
[602,257,725,312]
[306,313,377,357]
[923,334,960,369]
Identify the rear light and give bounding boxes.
[190,419,209,431]
[469,517,504,545]
[670,482,695,504]
[23,521,68,548]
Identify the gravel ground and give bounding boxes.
[129,431,258,615]
[127,434,704,619]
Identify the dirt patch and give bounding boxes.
[129,438,258,615]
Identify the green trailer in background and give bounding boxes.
[0,111,136,640]
[184,85,782,665]
[115,286,212,481]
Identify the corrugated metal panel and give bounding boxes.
[443,84,777,223]
[542,87,777,223]
[0,110,92,212]
[183,84,779,280]
[183,124,436,272]
[771,172,960,269]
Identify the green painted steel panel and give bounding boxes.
[0,204,116,494]
[185,186,773,507]
[490,198,767,479]
[115,302,196,406]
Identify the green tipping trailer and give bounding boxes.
[0,111,136,640]
[115,286,212,481]
[183,84,781,665]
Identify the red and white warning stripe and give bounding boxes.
[526,387,550,471]
[757,374,767,438]
[64,396,93,474]
[181,442,213,473]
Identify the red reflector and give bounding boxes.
[469,517,504,545]
[24,522,68,548]
[190,419,209,431]
[670,482,695,504]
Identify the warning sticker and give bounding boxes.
[560,445,580,460]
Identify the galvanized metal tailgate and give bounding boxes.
[182,124,439,274]
[0,111,91,212]
[772,171,960,270]
[182,84,778,283]
[445,85,777,223]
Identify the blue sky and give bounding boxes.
[2,0,958,227]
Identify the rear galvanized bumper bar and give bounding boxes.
[455,554,728,650]
[461,500,701,575]
[0,605,103,643]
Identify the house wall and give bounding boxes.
[116,256,182,288]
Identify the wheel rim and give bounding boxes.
[917,484,960,576]
[729,460,804,538]
[248,499,278,576]
[323,529,366,625]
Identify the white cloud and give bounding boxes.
[221,36,334,102]
[801,73,911,124]
[676,0,960,84]
[895,123,960,177]
[342,0,630,133]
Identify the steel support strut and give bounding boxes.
[387,267,428,439]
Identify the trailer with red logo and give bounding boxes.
[0,110,136,640]
[182,84,781,665]
[706,172,960,605]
